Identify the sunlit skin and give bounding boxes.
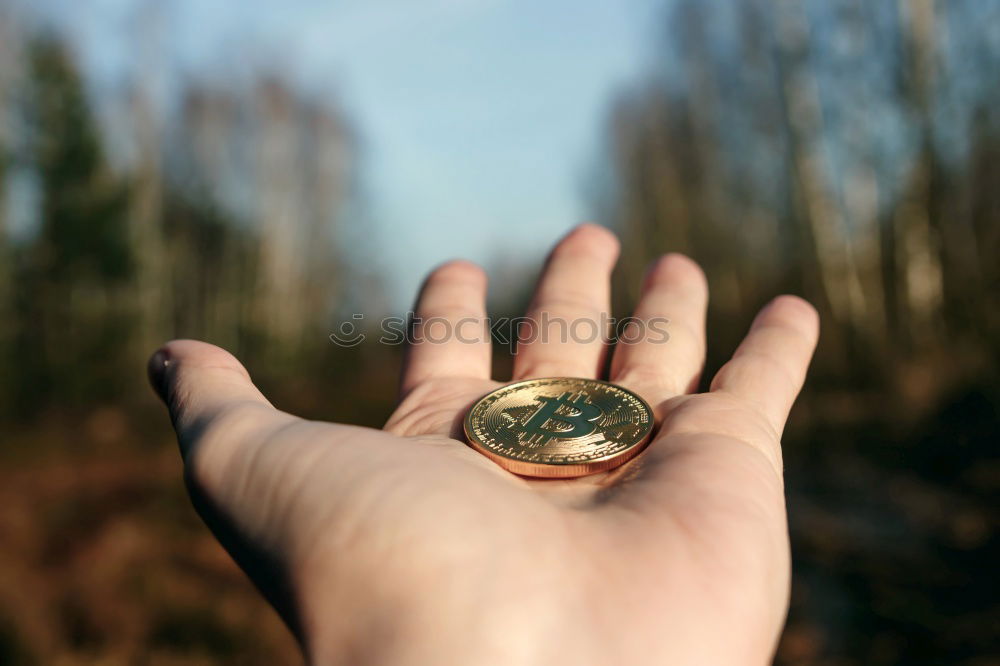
[148,224,819,665]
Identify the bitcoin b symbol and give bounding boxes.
[520,392,603,444]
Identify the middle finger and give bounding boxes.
[511,224,619,380]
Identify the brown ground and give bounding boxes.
[0,380,996,664]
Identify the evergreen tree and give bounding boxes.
[9,35,133,416]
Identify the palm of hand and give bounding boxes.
[151,226,818,665]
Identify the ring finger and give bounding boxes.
[610,253,709,410]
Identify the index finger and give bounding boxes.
[400,260,492,397]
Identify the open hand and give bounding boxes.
[149,224,818,665]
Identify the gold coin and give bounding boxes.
[463,377,654,478]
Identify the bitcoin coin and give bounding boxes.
[463,378,654,478]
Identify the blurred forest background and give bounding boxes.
[0,0,997,664]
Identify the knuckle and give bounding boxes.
[657,317,703,352]
[663,395,784,472]
[181,402,270,491]
[751,350,802,389]
[531,290,604,317]
[616,365,687,399]
[712,352,799,395]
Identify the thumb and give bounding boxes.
[147,340,305,637]
[147,340,288,461]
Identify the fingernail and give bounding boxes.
[147,348,171,401]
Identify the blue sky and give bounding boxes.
[18,0,659,311]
